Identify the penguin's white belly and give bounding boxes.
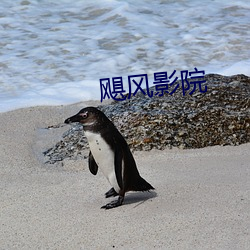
[85,131,120,193]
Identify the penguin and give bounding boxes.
[65,107,154,209]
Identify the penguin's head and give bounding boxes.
[65,107,109,129]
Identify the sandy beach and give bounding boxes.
[0,102,249,249]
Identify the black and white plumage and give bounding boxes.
[65,107,154,209]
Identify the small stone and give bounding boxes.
[178,130,186,136]
[143,138,153,143]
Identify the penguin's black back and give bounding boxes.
[99,117,154,192]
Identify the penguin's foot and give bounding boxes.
[101,196,124,209]
[105,187,118,198]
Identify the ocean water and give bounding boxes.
[0,0,249,112]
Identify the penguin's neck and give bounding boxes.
[82,123,106,133]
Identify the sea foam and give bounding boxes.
[0,0,249,112]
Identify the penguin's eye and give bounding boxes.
[79,112,88,119]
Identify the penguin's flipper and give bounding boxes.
[114,146,124,190]
[105,187,118,198]
[88,151,98,175]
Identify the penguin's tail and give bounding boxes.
[132,176,154,192]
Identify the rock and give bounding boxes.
[43,74,250,164]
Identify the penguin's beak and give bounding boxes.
[64,114,81,124]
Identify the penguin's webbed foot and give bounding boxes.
[101,196,124,209]
[105,187,118,198]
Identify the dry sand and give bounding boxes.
[0,102,249,249]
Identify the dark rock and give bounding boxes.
[43,74,250,164]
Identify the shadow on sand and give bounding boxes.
[122,190,157,208]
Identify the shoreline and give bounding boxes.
[0,102,249,249]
